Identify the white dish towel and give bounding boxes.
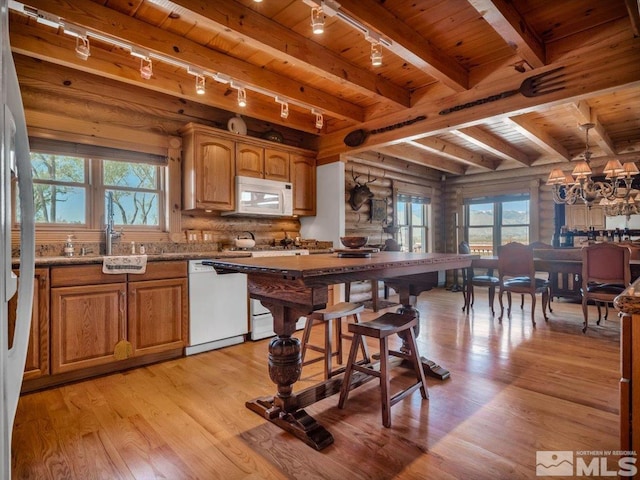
[102,255,148,274]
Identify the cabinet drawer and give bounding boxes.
[128,261,187,282]
[51,264,126,287]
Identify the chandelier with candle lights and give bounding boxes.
[546,123,640,215]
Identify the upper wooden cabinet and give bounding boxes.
[291,153,316,216]
[236,143,264,178]
[180,123,315,213]
[265,149,290,182]
[181,124,236,211]
[566,204,605,230]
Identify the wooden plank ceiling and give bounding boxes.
[8,0,640,177]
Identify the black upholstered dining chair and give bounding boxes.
[459,241,500,315]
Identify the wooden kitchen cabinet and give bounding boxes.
[237,143,290,181]
[291,153,316,216]
[49,262,187,377]
[127,261,188,357]
[8,267,50,380]
[181,123,235,211]
[236,143,264,178]
[265,149,290,181]
[51,283,126,374]
[51,267,127,374]
[180,122,316,213]
[566,203,605,230]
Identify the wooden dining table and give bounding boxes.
[206,251,475,450]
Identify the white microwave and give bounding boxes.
[223,176,293,217]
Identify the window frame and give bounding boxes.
[395,192,432,253]
[24,141,168,233]
[11,133,185,245]
[464,194,531,255]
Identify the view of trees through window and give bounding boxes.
[466,197,530,255]
[28,152,161,229]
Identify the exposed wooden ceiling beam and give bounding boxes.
[20,0,364,123]
[468,0,545,68]
[10,24,320,133]
[409,137,499,170]
[164,0,410,109]
[317,36,640,160]
[376,145,467,175]
[504,116,571,160]
[452,126,533,166]
[335,0,468,92]
[567,101,617,156]
[344,151,444,180]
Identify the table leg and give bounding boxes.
[244,303,335,450]
[395,303,450,380]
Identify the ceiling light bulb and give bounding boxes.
[195,74,206,95]
[140,57,153,80]
[311,7,324,34]
[237,87,247,107]
[312,109,323,129]
[75,35,90,60]
[370,41,382,66]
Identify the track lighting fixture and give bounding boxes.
[74,34,90,60]
[195,74,206,94]
[14,2,331,130]
[187,67,206,95]
[370,41,382,66]
[233,84,247,107]
[366,31,383,66]
[311,6,324,34]
[139,57,153,80]
[275,97,289,119]
[312,108,323,129]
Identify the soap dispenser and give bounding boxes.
[64,235,75,257]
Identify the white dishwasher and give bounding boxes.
[186,260,248,355]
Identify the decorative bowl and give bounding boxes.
[340,236,368,249]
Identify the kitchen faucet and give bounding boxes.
[105,191,122,255]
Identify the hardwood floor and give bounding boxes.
[12,288,621,479]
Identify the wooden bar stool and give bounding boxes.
[300,302,369,379]
[338,312,428,428]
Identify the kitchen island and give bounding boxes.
[207,251,475,449]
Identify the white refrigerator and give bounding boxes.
[1,0,35,477]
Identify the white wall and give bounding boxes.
[300,162,344,247]
[605,214,640,230]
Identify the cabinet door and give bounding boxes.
[51,283,127,374]
[290,153,316,216]
[566,204,605,230]
[8,268,49,380]
[195,134,235,210]
[236,143,264,178]
[265,149,290,181]
[127,278,188,356]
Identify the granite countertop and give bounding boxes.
[614,277,640,315]
[17,250,252,266]
[14,248,334,266]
